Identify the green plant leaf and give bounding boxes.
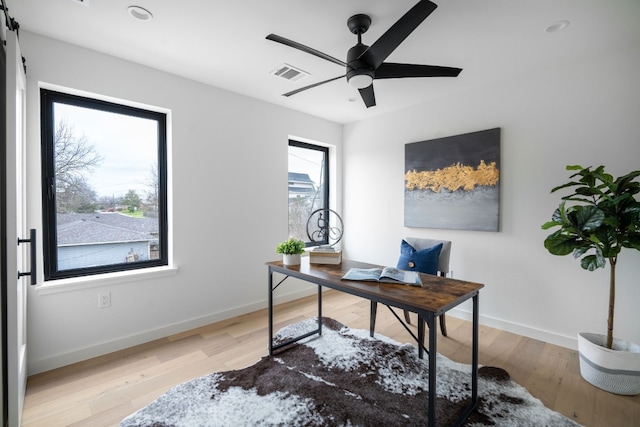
[541,220,560,230]
[568,205,604,232]
[591,166,613,185]
[615,170,640,190]
[596,229,620,258]
[580,172,596,187]
[572,246,590,258]
[561,196,596,205]
[623,202,640,213]
[580,254,606,271]
[575,187,603,197]
[550,181,583,193]
[612,193,632,206]
[558,201,570,224]
[544,232,580,256]
[622,234,640,250]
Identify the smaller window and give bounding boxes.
[288,140,329,245]
[40,89,169,280]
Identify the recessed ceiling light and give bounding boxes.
[128,5,153,21]
[545,20,569,33]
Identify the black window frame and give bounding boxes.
[288,139,329,246]
[40,89,169,280]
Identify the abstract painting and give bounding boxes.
[404,128,501,231]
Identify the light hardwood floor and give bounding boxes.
[23,290,639,426]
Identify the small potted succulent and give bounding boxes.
[542,164,640,395]
[276,237,306,265]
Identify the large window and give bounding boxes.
[288,140,329,245]
[40,89,168,280]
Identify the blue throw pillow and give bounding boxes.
[396,240,443,275]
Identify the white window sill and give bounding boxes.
[36,265,179,295]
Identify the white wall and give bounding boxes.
[21,32,343,374]
[342,40,640,350]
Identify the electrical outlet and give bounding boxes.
[98,292,111,308]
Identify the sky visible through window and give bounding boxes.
[54,102,158,201]
[289,145,323,186]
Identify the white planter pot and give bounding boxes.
[282,253,301,265]
[577,332,640,395]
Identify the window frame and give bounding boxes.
[40,88,169,281]
[288,139,329,246]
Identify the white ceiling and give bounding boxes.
[7,0,640,124]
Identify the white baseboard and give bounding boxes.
[30,289,579,374]
[447,307,579,351]
[28,286,317,375]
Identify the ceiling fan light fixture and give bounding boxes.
[348,74,373,89]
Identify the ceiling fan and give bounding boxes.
[266,0,462,108]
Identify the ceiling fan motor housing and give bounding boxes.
[346,43,374,84]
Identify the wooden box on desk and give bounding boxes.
[309,249,342,265]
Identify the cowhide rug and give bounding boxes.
[121,317,581,426]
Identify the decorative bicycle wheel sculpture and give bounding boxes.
[306,208,344,247]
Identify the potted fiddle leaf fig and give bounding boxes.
[542,165,640,395]
[276,237,306,265]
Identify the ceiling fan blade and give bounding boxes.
[361,0,437,69]
[266,34,347,67]
[283,75,345,97]
[375,63,462,79]
[358,85,376,108]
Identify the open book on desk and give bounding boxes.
[341,267,422,286]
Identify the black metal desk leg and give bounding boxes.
[417,315,425,359]
[427,312,437,427]
[318,285,323,335]
[268,267,274,355]
[369,301,377,337]
[472,293,479,404]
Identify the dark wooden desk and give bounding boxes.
[267,258,484,427]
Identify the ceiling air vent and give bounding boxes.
[270,64,309,82]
